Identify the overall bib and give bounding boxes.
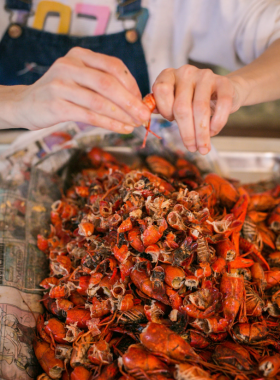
[0,0,150,96]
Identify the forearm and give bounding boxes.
[0,85,27,129]
[227,38,280,106]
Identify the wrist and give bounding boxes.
[0,85,28,129]
[226,73,251,111]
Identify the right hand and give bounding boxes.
[8,47,151,132]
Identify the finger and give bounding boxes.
[210,78,233,137]
[67,47,142,99]
[173,74,197,152]
[71,66,151,125]
[192,70,214,155]
[53,99,135,134]
[60,83,138,127]
[152,69,175,121]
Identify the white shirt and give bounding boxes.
[1,0,280,86]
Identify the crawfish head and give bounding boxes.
[81,253,100,271]
[188,288,214,310]
[175,363,211,380]
[259,354,280,378]
[173,248,190,267]
[54,345,73,361]
[181,330,210,349]
[233,322,268,344]
[168,312,188,335]
[140,322,200,362]
[121,343,170,378]
[151,266,165,282]
[172,237,195,266]
[117,232,126,248]
[33,339,64,379]
[212,341,253,371]
[134,260,151,275]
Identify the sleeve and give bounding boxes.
[234,0,280,65]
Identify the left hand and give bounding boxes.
[152,65,244,154]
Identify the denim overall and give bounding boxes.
[0,0,150,96]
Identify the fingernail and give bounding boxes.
[133,119,144,127]
[124,125,134,133]
[188,145,197,153]
[199,147,209,155]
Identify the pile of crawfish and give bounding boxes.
[35,147,280,380]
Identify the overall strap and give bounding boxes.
[5,0,32,11]
[117,0,142,19]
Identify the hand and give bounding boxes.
[7,48,151,133]
[152,65,244,154]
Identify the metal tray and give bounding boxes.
[104,146,280,185]
[218,151,280,183]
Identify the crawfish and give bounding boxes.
[212,257,227,276]
[141,218,167,247]
[182,286,222,319]
[121,343,170,379]
[268,203,280,232]
[42,294,65,319]
[175,363,211,380]
[172,236,196,266]
[268,251,280,267]
[249,191,279,211]
[195,317,228,334]
[118,304,146,324]
[37,315,52,344]
[87,340,113,365]
[127,227,145,252]
[140,322,200,362]
[49,283,75,299]
[150,266,166,296]
[245,287,264,316]
[146,155,175,178]
[37,374,52,380]
[70,366,91,380]
[45,318,67,345]
[141,93,161,148]
[33,338,64,379]
[233,322,268,345]
[265,269,280,289]
[117,293,134,311]
[161,264,185,289]
[55,344,72,362]
[96,361,119,380]
[89,297,115,318]
[66,306,91,329]
[196,237,212,263]
[40,277,60,289]
[212,341,253,371]
[64,323,82,343]
[251,262,267,291]
[130,261,170,305]
[216,238,236,261]
[204,173,239,209]
[220,272,245,326]
[181,329,210,349]
[144,301,167,323]
[259,354,280,377]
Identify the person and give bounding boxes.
[0,0,280,155]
